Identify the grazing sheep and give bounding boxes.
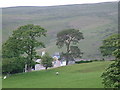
[56,72,59,75]
[3,76,7,80]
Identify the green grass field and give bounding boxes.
[2,61,112,88]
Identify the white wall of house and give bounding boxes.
[34,59,67,71]
[68,61,75,65]
[60,61,66,66]
[35,64,45,70]
[34,59,45,70]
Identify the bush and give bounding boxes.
[75,60,92,64]
[91,59,99,62]
[2,57,25,74]
[101,59,120,88]
[91,59,105,62]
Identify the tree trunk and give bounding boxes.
[66,60,69,65]
[45,67,48,70]
[27,66,32,72]
[66,42,70,65]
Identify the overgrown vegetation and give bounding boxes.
[2,57,25,74]
[100,34,120,88]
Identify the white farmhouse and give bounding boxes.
[33,51,76,71]
[34,51,67,71]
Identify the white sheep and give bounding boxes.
[3,76,7,80]
[56,72,59,75]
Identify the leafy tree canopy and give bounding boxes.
[41,53,53,70]
[56,29,84,65]
[100,34,120,58]
[56,29,84,48]
[100,34,120,88]
[2,24,47,72]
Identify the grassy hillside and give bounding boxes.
[2,61,112,88]
[2,2,118,58]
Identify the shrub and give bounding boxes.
[2,57,25,74]
[75,60,92,64]
[91,59,99,62]
[41,53,53,70]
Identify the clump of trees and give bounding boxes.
[56,29,84,65]
[2,24,47,74]
[100,34,120,88]
[2,26,85,74]
[2,57,25,74]
[41,53,54,70]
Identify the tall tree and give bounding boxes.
[56,29,84,65]
[41,53,53,70]
[2,24,47,72]
[100,34,120,88]
[100,34,119,57]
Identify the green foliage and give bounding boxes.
[100,34,120,88]
[101,60,120,88]
[2,24,47,72]
[2,57,25,74]
[56,29,84,48]
[56,29,84,65]
[2,37,24,58]
[41,53,54,70]
[75,60,92,64]
[70,46,83,58]
[100,34,120,58]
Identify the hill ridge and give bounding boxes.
[2,2,118,59]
